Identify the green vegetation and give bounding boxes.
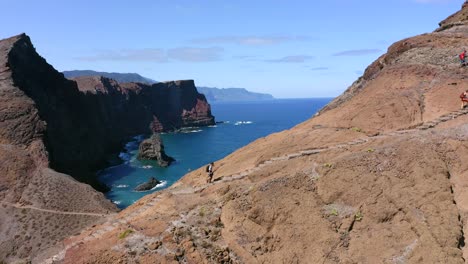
[248,185,257,193]
[323,163,333,168]
[355,211,363,221]
[199,206,206,217]
[367,148,375,153]
[118,229,134,239]
[330,208,339,216]
[351,127,362,132]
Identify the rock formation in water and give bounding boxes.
[52,3,468,264]
[134,177,162,192]
[0,33,214,263]
[137,134,175,167]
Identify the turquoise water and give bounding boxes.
[99,98,332,208]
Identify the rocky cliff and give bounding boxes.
[50,3,468,264]
[0,34,118,263]
[0,33,214,263]
[6,34,214,190]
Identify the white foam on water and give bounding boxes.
[183,129,202,133]
[142,165,153,169]
[234,121,253,126]
[115,184,129,188]
[119,152,132,162]
[150,181,167,190]
[133,134,145,141]
[208,125,218,128]
[113,200,122,205]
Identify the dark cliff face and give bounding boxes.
[0,34,120,261]
[4,34,214,190]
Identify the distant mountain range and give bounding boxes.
[197,87,274,102]
[63,70,157,85]
[62,70,274,102]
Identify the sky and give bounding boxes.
[0,0,464,98]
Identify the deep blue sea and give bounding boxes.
[99,98,332,208]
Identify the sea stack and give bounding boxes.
[137,134,175,167]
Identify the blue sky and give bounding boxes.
[1,0,463,98]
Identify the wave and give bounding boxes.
[118,152,132,162]
[208,125,218,128]
[150,180,167,190]
[234,121,253,126]
[112,200,121,205]
[132,134,145,141]
[181,129,202,133]
[114,184,129,188]
[177,127,203,133]
[142,165,153,169]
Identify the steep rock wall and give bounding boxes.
[6,34,214,189]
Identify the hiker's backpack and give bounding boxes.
[206,165,210,172]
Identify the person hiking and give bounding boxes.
[461,90,468,109]
[206,162,214,183]
[460,50,467,66]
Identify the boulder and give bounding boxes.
[137,134,175,167]
[134,177,161,192]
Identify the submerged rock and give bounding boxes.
[134,177,161,191]
[137,134,175,167]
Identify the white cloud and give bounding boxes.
[76,47,224,63]
[266,55,315,63]
[333,49,382,56]
[192,35,313,46]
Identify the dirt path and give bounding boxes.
[0,201,114,217]
[194,107,468,191]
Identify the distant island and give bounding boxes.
[63,70,157,85]
[196,87,274,102]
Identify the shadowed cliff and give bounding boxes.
[6,34,214,190]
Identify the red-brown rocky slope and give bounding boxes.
[37,3,468,264]
[0,34,118,263]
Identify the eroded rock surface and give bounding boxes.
[137,134,175,167]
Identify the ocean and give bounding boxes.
[98,98,332,208]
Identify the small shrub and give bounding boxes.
[323,163,333,168]
[199,206,206,217]
[351,127,362,132]
[330,208,339,216]
[367,148,375,153]
[118,229,134,239]
[355,212,363,221]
